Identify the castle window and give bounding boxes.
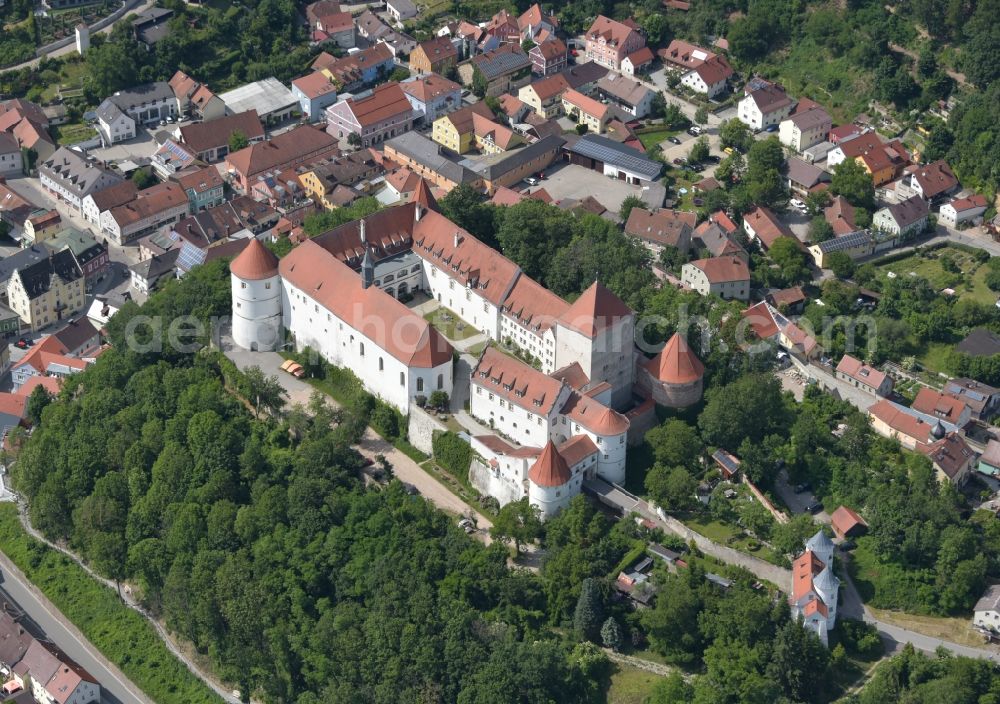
[241,282,246,289]
[265,282,271,289]
[437,374,443,389]
[417,377,424,392]
[400,372,405,386]
[379,357,384,371]
[359,343,365,356]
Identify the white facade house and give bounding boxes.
[95,100,136,145]
[939,194,988,227]
[790,531,839,646]
[679,56,733,99]
[738,84,795,131]
[0,134,23,176]
[974,585,1000,635]
[872,195,929,238]
[779,107,831,153]
[681,257,750,301]
[39,147,123,213]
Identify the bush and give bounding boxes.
[432,431,472,476]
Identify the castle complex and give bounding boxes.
[230,179,706,518]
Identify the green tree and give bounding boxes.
[573,577,604,641]
[768,237,810,284]
[650,673,694,703]
[694,106,708,125]
[689,136,710,164]
[662,101,684,127]
[645,418,703,470]
[619,194,645,223]
[699,374,788,450]
[646,465,698,511]
[826,251,856,278]
[241,366,286,418]
[808,216,834,243]
[228,129,250,153]
[642,567,704,664]
[131,169,156,189]
[346,131,362,147]
[25,385,52,427]
[471,66,489,98]
[766,619,830,701]
[489,497,542,553]
[601,616,624,651]
[720,118,753,153]
[830,158,876,210]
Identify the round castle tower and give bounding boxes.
[528,441,574,519]
[231,239,282,352]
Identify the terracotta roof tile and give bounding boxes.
[646,332,704,384]
[472,346,565,415]
[230,238,279,280]
[528,440,572,487]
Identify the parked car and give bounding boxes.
[524,176,539,186]
[706,154,721,164]
[668,136,682,145]
[672,157,685,165]
[765,123,779,132]
[14,339,27,349]
[688,126,702,136]
[18,337,33,347]
[280,358,305,378]
[806,501,823,514]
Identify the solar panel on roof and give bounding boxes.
[818,230,871,253]
[713,450,739,473]
[569,135,661,179]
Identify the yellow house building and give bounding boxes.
[21,209,62,246]
[518,75,570,119]
[562,89,610,134]
[7,249,85,331]
[432,102,495,154]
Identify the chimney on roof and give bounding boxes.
[454,231,462,247]
[360,217,367,244]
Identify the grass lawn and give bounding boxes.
[0,505,222,704]
[682,515,787,567]
[876,246,995,306]
[424,307,481,341]
[54,122,97,146]
[466,339,488,356]
[637,128,679,151]
[917,341,955,376]
[606,664,665,704]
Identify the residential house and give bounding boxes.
[0,98,56,162]
[10,334,92,390]
[921,431,976,485]
[177,110,266,163]
[826,131,910,186]
[0,133,22,176]
[738,84,795,131]
[432,102,496,154]
[624,208,695,255]
[484,9,520,45]
[824,196,860,236]
[741,301,819,359]
[130,249,180,294]
[314,44,395,92]
[692,216,748,263]
[681,55,733,98]
[809,231,874,268]
[943,378,1000,421]
[383,132,480,192]
[519,74,571,118]
[250,168,304,209]
[461,46,532,97]
[868,398,961,450]
[836,354,893,396]
[596,74,654,119]
[939,194,988,227]
[410,37,458,75]
[44,228,109,290]
[400,73,463,123]
[52,317,100,356]
[660,39,712,72]
[790,532,839,646]
[386,0,417,22]
[101,181,189,245]
[467,134,564,193]
[38,147,123,213]
[681,257,750,300]
[21,210,61,246]
[786,158,830,196]
[979,439,1000,477]
[562,89,610,133]
[974,585,1000,635]
[584,15,646,71]
[472,112,522,154]
[218,78,301,125]
[102,81,178,127]
[144,197,277,262]
[0,613,100,704]
[297,149,381,210]
[530,38,567,76]
[911,387,972,430]
[563,133,661,184]
[7,249,85,331]
[291,72,339,123]
[830,505,868,539]
[226,125,339,193]
[896,160,959,202]
[518,3,558,40]
[498,93,529,123]
[354,12,416,57]
[325,82,414,148]
[309,7,355,47]
[81,180,138,225]
[557,61,609,96]
[0,177,37,242]
[95,100,135,145]
[873,196,928,238]
[150,139,198,180]
[621,47,654,76]
[168,70,225,121]
[176,166,226,212]
[742,206,794,250]
[779,107,832,152]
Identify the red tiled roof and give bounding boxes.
[792,549,826,601]
[830,505,867,538]
[910,160,957,199]
[625,208,695,248]
[625,46,654,67]
[563,88,608,119]
[109,182,187,227]
[911,387,968,425]
[502,273,569,333]
[694,55,733,85]
[742,302,780,340]
[743,206,793,249]
[948,194,988,212]
[836,354,887,389]
[868,399,937,444]
[280,240,453,368]
[292,72,337,100]
[561,390,629,435]
[230,238,279,280]
[491,185,526,206]
[472,346,565,415]
[920,431,974,479]
[179,110,265,153]
[400,73,461,103]
[646,332,704,384]
[558,433,599,467]
[528,440,572,487]
[688,256,749,283]
[345,82,413,128]
[14,375,61,397]
[551,362,590,390]
[226,124,337,179]
[586,15,642,46]
[557,281,632,338]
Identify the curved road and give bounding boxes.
[0,551,151,704]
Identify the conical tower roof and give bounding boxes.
[813,564,840,594]
[806,529,835,555]
[557,281,633,338]
[230,238,278,280]
[647,332,705,384]
[528,440,572,488]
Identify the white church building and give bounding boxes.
[790,530,840,646]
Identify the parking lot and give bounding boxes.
[525,162,653,214]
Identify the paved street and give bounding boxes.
[0,553,151,704]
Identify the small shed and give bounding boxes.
[830,505,868,539]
